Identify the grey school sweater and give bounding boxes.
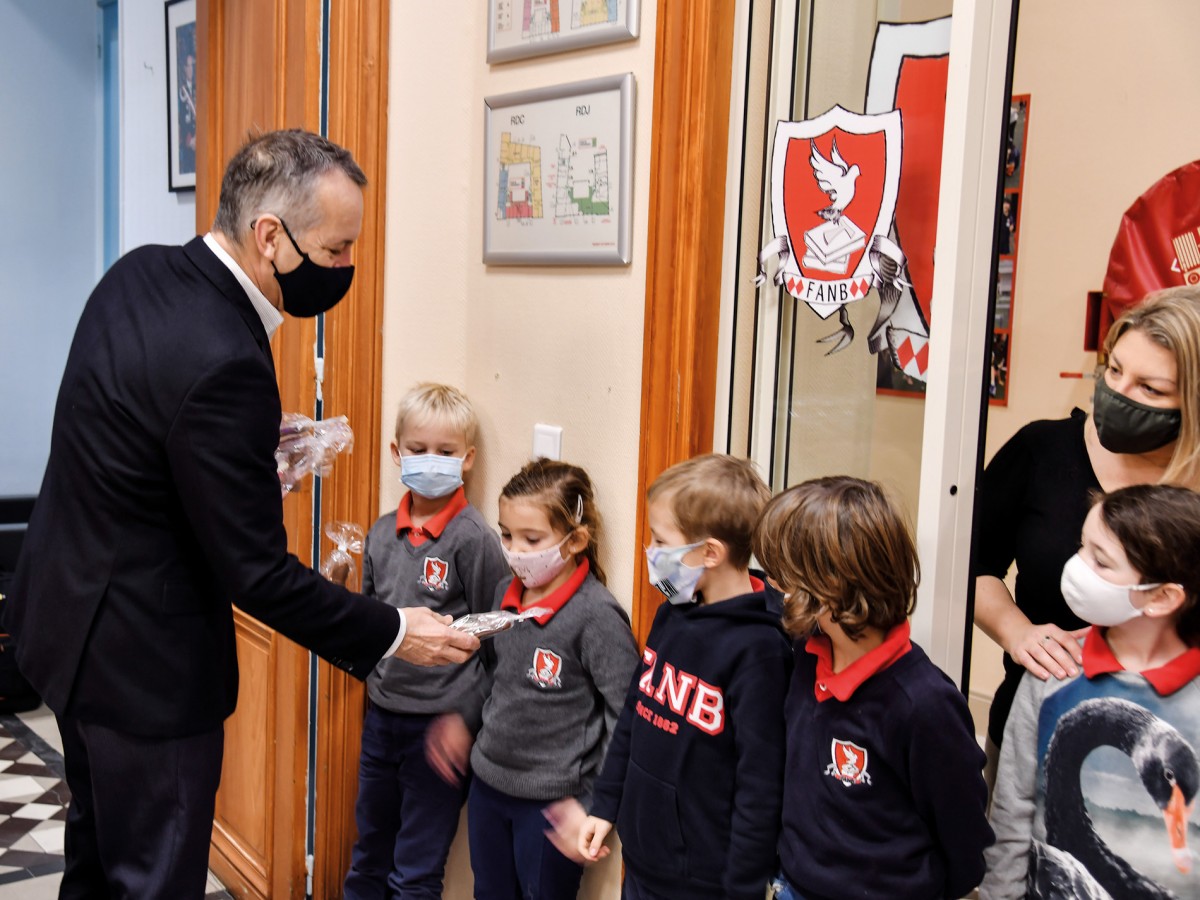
[363,499,508,721]
[470,565,639,803]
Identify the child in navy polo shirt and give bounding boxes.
[427,458,639,900]
[754,476,992,900]
[342,383,509,900]
[983,485,1200,899]
[576,454,792,900]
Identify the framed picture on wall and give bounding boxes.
[165,0,197,192]
[991,94,1030,406]
[483,73,634,265]
[487,0,640,64]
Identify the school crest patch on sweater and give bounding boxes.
[826,738,872,786]
[528,648,563,689]
[419,556,449,591]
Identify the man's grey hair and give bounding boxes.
[212,129,367,238]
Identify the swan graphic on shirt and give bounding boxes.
[1030,678,1200,897]
[826,738,872,787]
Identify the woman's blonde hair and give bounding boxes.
[752,476,918,640]
[1103,286,1200,488]
[501,459,606,585]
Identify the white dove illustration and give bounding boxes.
[809,138,861,222]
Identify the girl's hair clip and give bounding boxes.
[575,494,584,524]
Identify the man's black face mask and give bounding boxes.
[269,218,355,317]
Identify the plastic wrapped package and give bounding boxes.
[276,412,354,496]
[449,607,552,640]
[319,521,365,586]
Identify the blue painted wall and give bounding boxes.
[0,0,102,496]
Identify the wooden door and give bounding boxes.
[194,1,388,897]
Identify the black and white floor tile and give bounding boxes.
[0,710,233,898]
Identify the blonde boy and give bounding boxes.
[343,383,508,900]
[580,454,792,900]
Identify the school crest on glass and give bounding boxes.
[826,738,872,787]
[527,648,564,689]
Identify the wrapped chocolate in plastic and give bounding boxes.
[277,412,354,496]
[319,521,365,586]
[449,607,552,639]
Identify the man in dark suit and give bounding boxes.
[3,129,480,898]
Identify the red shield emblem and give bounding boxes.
[528,647,563,689]
[825,738,872,787]
[419,556,449,591]
[770,106,902,320]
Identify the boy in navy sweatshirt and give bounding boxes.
[578,454,792,900]
[753,476,993,900]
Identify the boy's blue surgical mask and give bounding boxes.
[645,541,706,605]
[400,453,464,498]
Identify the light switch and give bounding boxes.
[533,423,563,460]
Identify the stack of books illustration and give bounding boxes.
[802,218,866,275]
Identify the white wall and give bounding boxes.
[119,0,196,250]
[0,0,102,496]
[968,0,1200,715]
[382,6,659,898]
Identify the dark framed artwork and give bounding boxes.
[991,94,1029,406]
[165,0,197,191]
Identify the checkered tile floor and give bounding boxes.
[0,712,233,897]
[0,714,67,886]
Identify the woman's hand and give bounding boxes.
[974,575,1085,680]
[425,713,471,786]
[1007,623,1088,681]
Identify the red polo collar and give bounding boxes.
[806,620,913,702]
[1082,626,1200,696]
[396,487,467,546]
[500,558,590,625]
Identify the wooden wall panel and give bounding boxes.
[197,1,325,898]
[632,0,739,643]
[196,1,390,897]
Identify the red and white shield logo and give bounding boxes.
[528,647,563,689]
[825,738,872,787]
[769,105,901,320]
[419,556,449,591]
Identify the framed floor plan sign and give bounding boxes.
[488,0,640,64]
[484,73,634,266]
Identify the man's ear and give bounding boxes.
[1145,583,1187,619]
[701,537,728,569]
[251,215,283,261]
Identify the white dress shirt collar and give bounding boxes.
[203,232,284,339]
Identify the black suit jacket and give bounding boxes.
[5,237,399,737]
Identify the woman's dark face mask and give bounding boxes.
[270,218,355,317]
[1092,375,1181,454]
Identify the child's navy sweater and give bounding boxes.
[779,629,993,900]
[590,581,792,899]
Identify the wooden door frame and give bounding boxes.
[632,0,739,643]
[311,0,390,895]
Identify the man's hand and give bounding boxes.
[396,607,479,666]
